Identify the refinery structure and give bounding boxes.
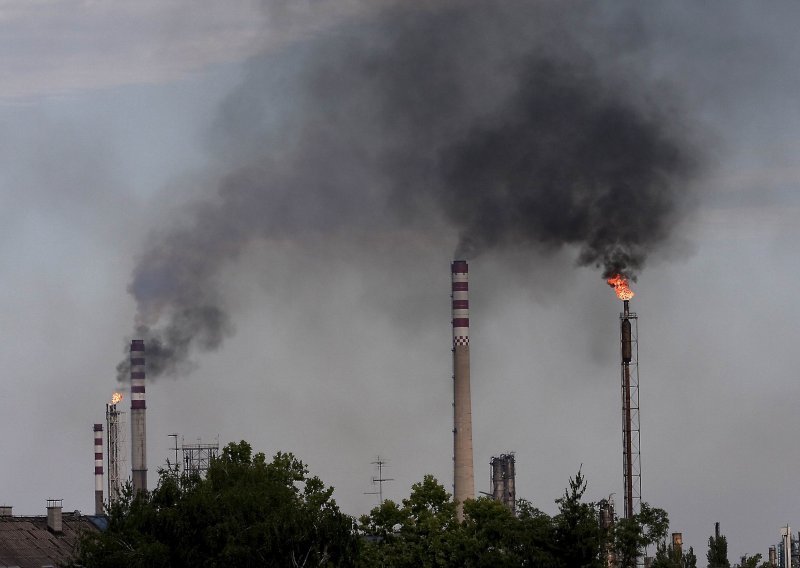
[0,260,663,565]
[2,259,792,566]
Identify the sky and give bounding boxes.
[1,0,800,560]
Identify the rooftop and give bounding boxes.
[0,511,101,568]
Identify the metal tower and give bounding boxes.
[620,299,641,519]
[106,401,126,504]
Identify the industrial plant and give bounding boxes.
[0,260,787,567]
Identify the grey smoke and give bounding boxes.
[119,2,699,381]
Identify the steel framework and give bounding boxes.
[620,300,641,519]
[182,441,219,476]
[106,403,126,504]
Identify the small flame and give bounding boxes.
[110,392,123,405]
[607,274,635,301]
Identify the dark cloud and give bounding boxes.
[121,1,699,380]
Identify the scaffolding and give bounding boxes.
[620,300,641,519]
[181,439,219,476]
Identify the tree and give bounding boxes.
[734,554,771,568]
[357,474,465,567]
[75,441,359,567]
[551,469,604,567]
[358,468,668,568]
[684,546,698,568]
[613,503,669,568]
[652,541,697,568]
[707,523,730,568]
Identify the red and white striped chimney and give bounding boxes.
[93,424,103,515]
[451,260,474,519]
[130,339,147,494]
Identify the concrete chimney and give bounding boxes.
[451,260,474,519]
[130,339,147,494]
[672,532,683,556]
[46,499,62,533]
[93,424,104,515]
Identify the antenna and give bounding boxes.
[364,456,394,505]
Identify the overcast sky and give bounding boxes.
[1,1,800,560]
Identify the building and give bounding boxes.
[0,502,103,568]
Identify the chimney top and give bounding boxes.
[46,499,63,533]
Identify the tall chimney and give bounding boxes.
[451,260,474,519]
[93,424,104,515]
[130,339,147,494]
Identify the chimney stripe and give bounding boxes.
[130,339,148,494]
[451,260,474,520]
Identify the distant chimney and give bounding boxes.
[672,532,683,556]
[0,505,11,517]
[46,499,63,533]
[93,424,104,515]
[130,339,147,494]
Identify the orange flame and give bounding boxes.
[607,274,635,301]
[110,392,123,405]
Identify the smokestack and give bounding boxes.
[93,424,103,515]
[672,532,683,556]
[130,339,147,494]
[451,260,474,518]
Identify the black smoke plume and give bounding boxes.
[119,2,699,381]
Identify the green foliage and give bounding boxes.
[684,546,698,568]
[552,469,604,567]
[707,524,730,568]
[613,503,669,568]
[652,542,697,568]
[733,553,767,568]
[77,448,674,568]
[359,468,668,568]
[76,441,358,567]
